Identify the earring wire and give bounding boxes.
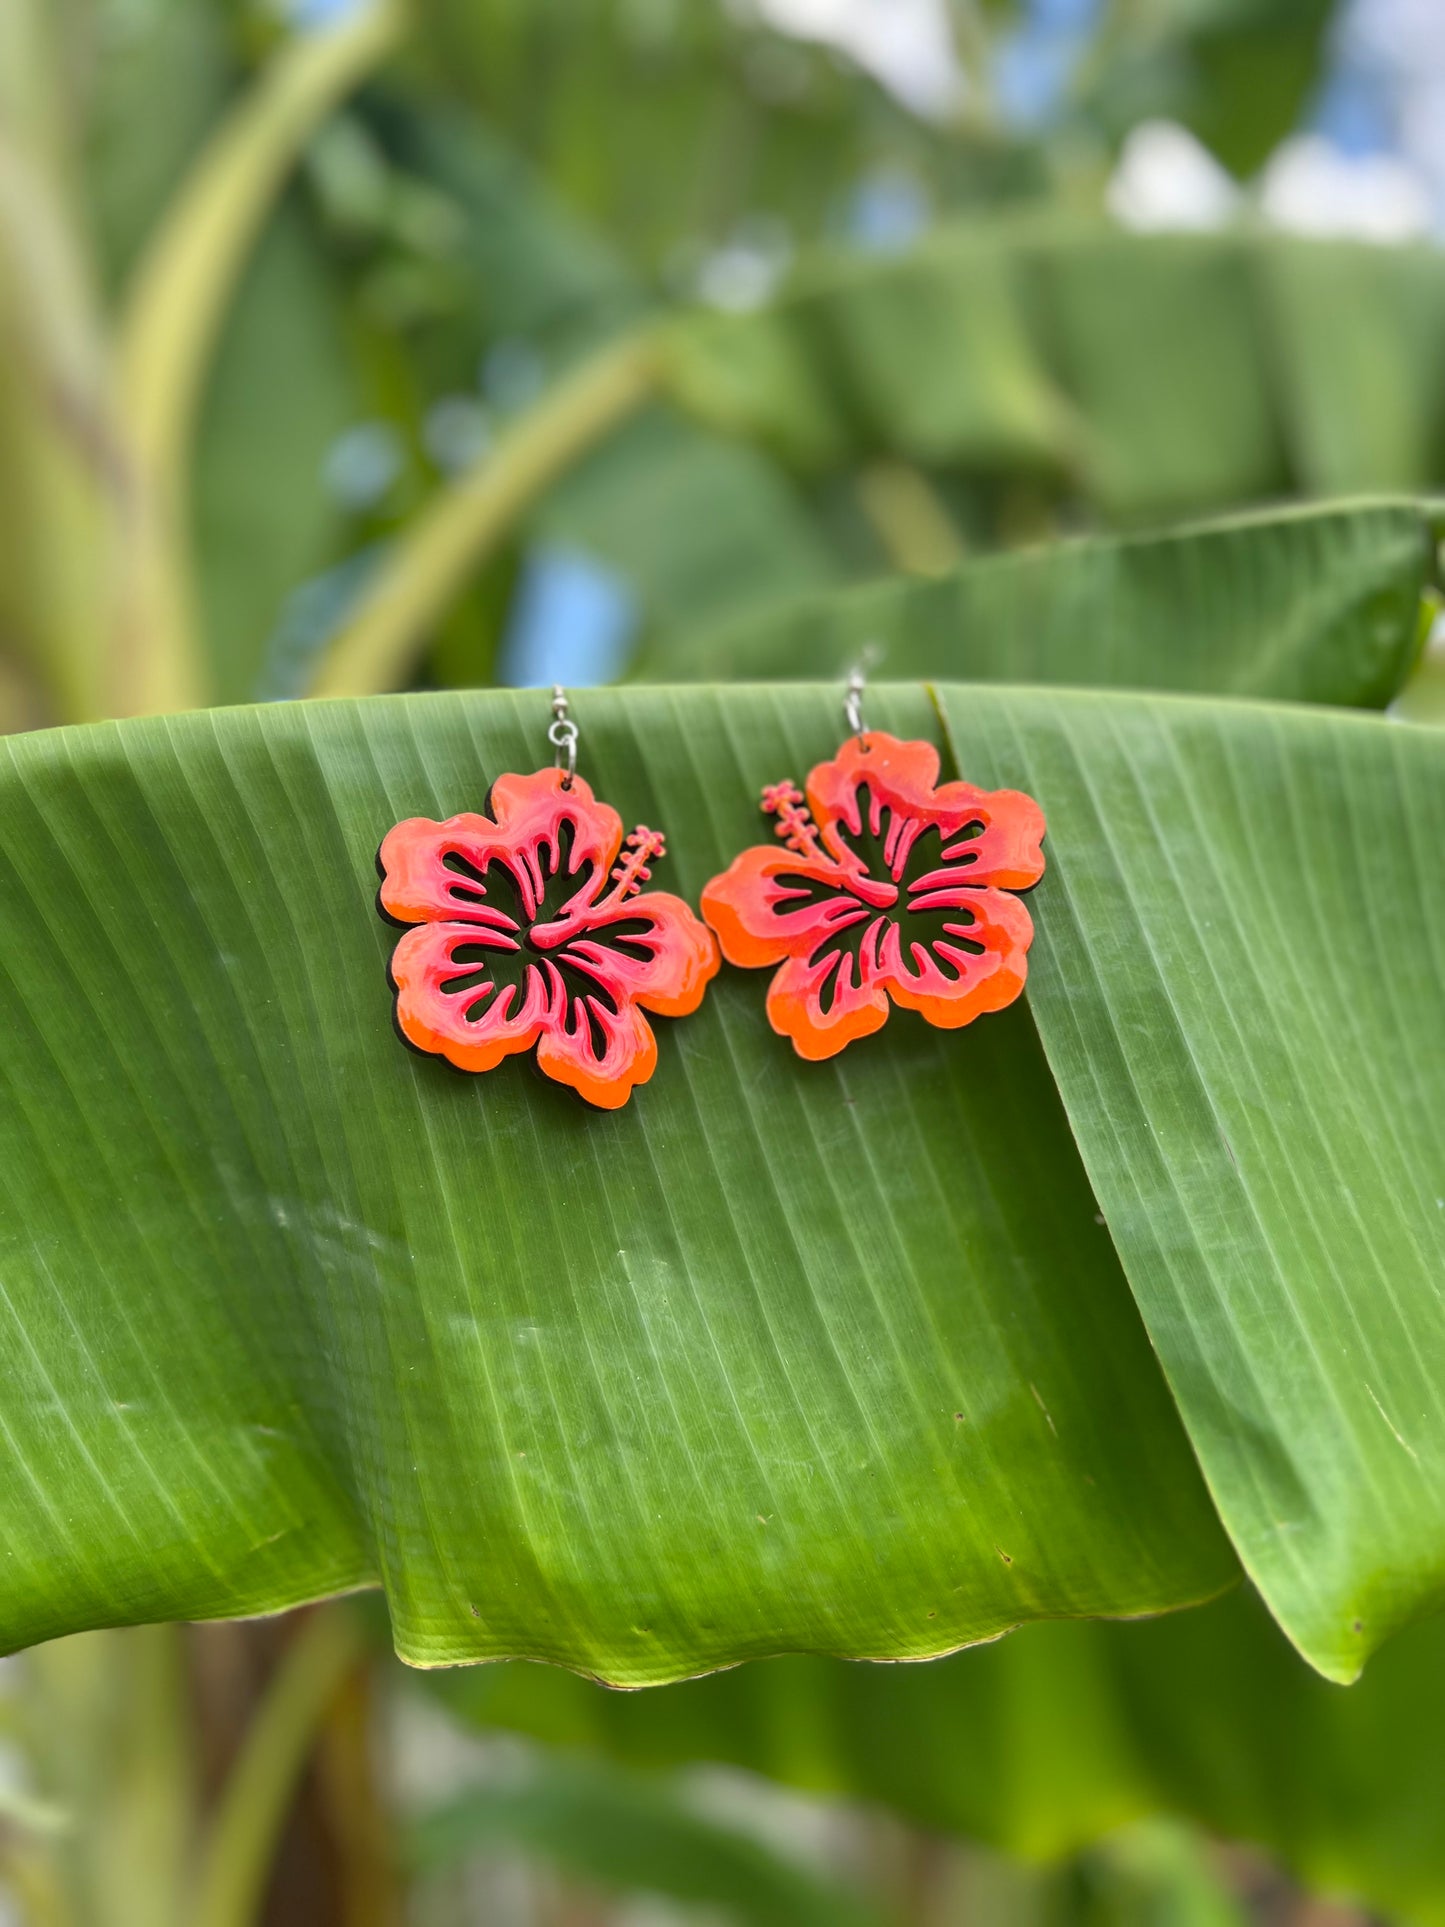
[548,685,578,789]
[844,642,884,749]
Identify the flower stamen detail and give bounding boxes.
[760,781,820,858]
[610,826,668,900]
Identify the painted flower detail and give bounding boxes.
[701,732,1045,1061]
[377,768,718,1109]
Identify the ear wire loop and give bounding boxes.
[548,685,579,789]
[844,641,884,750]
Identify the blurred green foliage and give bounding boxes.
[427,1585,1445,1925]
[8,0,1437,724]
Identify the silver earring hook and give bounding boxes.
[844,642,884,749]
[548,684,578,789]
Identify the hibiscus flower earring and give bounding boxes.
[700,667,1046,1061]
[376,688,719,1109]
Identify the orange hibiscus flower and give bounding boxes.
[378,768,718,1109]
[701,732,1045,1061]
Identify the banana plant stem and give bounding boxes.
[855,460,966,579]
[0,104,123,724]
[309,329,661,698]
[190,1605,368,1927]
[113,0,404,716]
[118,0,403,491]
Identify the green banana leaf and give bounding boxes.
[666,226,1445,524]
[0,685,1233,1674]
[1030,230,1284,521]
[944,686,1443,1678]
[426,1587,1445,1927]
[638,498,1437,705]
[1260,244,1445,495]
[0,681,1438,1684]
[408,1749,882,1927]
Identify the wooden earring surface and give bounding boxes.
[377,726,718,1108]
[701,729,1046,1062]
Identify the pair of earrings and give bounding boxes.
[376,679,1047,1109]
